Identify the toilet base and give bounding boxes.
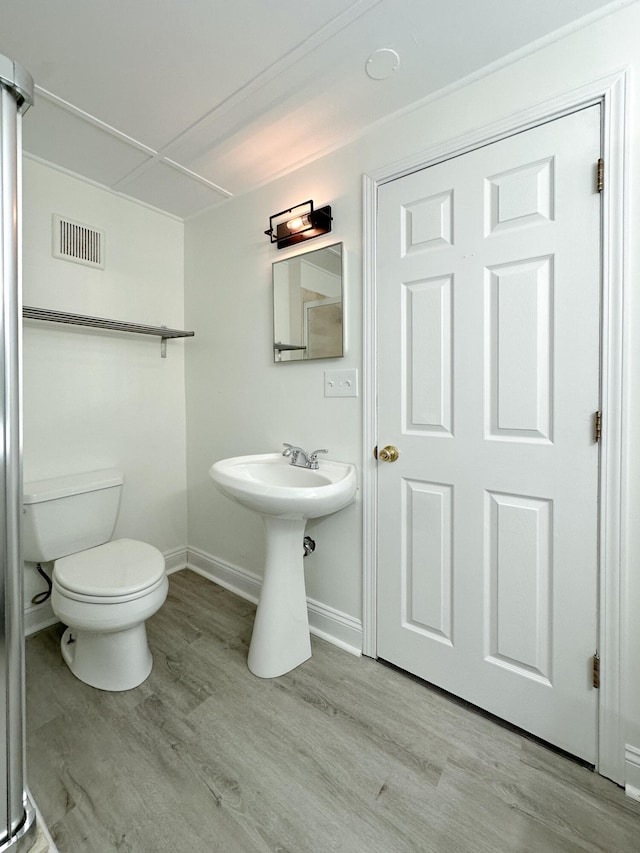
[60,623,152,691]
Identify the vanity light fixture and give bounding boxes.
[265,200,332,249]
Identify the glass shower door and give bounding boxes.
[0,54,35,853]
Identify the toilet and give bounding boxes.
[22,469,168,691]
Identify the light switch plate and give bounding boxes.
[324,368,358,397]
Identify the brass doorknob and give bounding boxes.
[378,445,399,462]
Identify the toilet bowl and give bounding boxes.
[23,469,168,691]
[51,538,168,691]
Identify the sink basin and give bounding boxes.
[209,452,357,519]
[209,452,357,679]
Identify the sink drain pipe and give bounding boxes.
[303,536,316,557]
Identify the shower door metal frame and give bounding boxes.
[0,55,35,853]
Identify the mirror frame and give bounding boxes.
[272,242,344,363]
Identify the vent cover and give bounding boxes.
[52,214,105,269]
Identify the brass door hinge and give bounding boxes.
[594,411,602,443]
[597,158,604,193]
[592,652,600,689]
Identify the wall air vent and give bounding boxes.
[52,214,105,269]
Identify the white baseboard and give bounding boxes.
[186,546,363,657]
[24,602,59,637]
[625,745,640,801]
[187,546,261,601]
[163,545,189,574]
[306,598,363,656]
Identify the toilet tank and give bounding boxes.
[22,469,124,563]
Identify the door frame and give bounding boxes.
[362,70,628,784]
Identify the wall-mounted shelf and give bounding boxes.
[23,306,194,358]
[273,342,307,362]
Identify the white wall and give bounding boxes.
[184,1,640,782]
[184,187,363,621]
[22,160,187,622]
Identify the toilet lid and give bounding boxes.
[54,538,165,597]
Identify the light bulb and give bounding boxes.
[286,214,310,231]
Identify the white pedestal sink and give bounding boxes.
[209,452,357,678]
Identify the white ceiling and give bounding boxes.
[0,0,628,219]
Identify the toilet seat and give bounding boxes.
[54,538,165,603]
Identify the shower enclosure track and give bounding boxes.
[23,306,195,358]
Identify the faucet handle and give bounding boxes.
[310,448,328,459]
[282,443,294,457]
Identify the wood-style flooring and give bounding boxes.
[25,569,640,852]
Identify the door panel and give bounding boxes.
[403,478,453,643]
[486,255,553,440]
[376,106,601,761]
[485,490,553,682]
[402,274,453,434]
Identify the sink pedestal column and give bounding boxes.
[247,516,311,678]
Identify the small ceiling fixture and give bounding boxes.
[365,48,400,80]
[265,200,332,249]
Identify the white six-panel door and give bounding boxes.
[376,106,601,761]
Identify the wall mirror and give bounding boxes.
[273,242,343,362]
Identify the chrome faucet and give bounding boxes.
[282,443,328,470]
